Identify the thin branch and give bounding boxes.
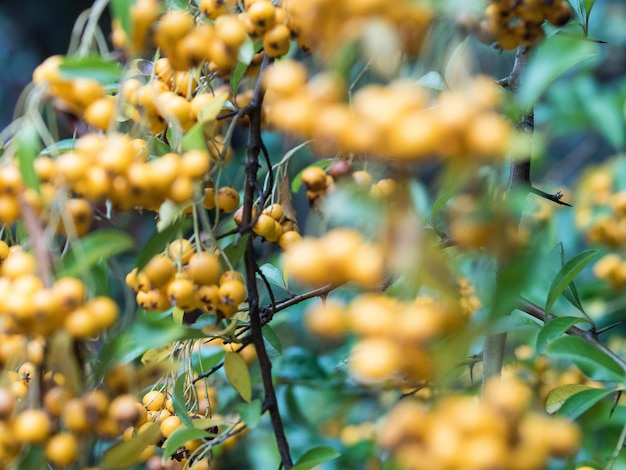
[516,297,626,373]
[240,54,293,469]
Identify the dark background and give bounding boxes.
[0,0,108,129]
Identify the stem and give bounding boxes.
[483,46,534,385]
[241,56,293,469]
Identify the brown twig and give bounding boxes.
[240,55,293,469]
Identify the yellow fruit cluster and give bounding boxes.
[378,377,580,470]
[33,133,212,212]
[33,55,112,126]
[305,294,465,384]
[234,203,302,249]
[283,0,431,57]
[0,244,118,338]
[476,0,573,50]
[0,383,154,467]
[264,62,513,160]
[592,253,626,290]
[126,239,246,319]
[283,228,384,288]
[300,163,398,205]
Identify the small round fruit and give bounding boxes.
[0,388,15,419]
[87,296,120,331]
[142,390,166,412]
[301,166,327,191]
[187,252,221,286]
[218,279,246,306]
[160,414,182,438]
[168,238,194,264]
[14,409,51,443]
[167,278,197,310]
[45,433,79,467]
[109,394,141,428]
[217,186,240,212]
[142,255,176,288]
[279,230,301,250]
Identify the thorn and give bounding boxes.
[529,186,573,207]
[611,390,622,418]
[596,321,622,335]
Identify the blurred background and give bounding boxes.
[0,1,110,130]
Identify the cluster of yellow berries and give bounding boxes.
[33,55,114,128]
[233,202,302,249]
[447,193,528,257]
[283,228,384,289]
[574,165,626,289]
[378,377,580,470]
[0,243,118,338]
[33,132,213,212]
[126,238,247,319]
[475,0,574,50]
[306,294,465,384]
[283,0,431,57]
[300,162,398,205]
[264,62,513,160]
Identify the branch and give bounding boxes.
[516,297,626,373]
[240,55,293,469]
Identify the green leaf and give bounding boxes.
[547,385,613,419]
[173,373,194,428]
[236,398,262,429]
[536,316,590,354]
[293,446,341,470]
[181,121,209,151]
[416,71,447,92]
[110,0,133,39]
[57,229,135,278]
[15,120,41,192]
[16,445,45,470]
[59,56,124,84]
[546,249,598,313]
[430,188,454,230]
[136,218,192,271]
[192,349,226,375]
[262,324,283,356]
[517,34,599,111]
[444,35,470,88]
[162,427,210,461]
[39,138,77,156]
[101,422,161,469]
[258,263,287,290]
[220,233,249,268]
[547,336,625,383]
[224,351,252,402]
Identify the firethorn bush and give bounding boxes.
[0,0,625,468]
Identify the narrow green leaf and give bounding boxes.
[15,120,41,192]
[192,349,225,375]
[293,446,341,470]
[546,249,598,313]
[136,218,192,271]
[224,351,252,402]
[546,383,598,413]
[536,316,590,354]
[181,121,209,151]
[258,263,286,290]
[101,422,161,469]
[173,374,194,428]
[553,387,613,419]
[430,188,454,230]
[547,336,625,382]
[57,229,135,278]
[416,71,447,92]
[236,399,262,429]
[262,324,283,355]
[198,92,230,123]
[162,427,210,461]
[59,56,124,84]
[517,34,599,111]
[40,138,77,156]
[444,35,470,87]
[172,306,185,326]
